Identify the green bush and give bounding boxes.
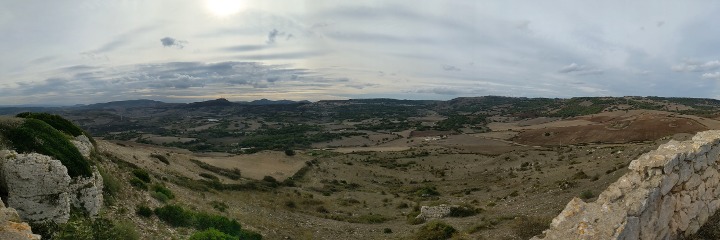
[284,149,295,156]
[16,112,84,137]
[132,169,151,183]
[189,228,236,240]
[154,205,194,227]
[448,206,480,217]
[1,119,93,178]
[154,204,261,239]
[414,185,440,197]
[414,220,457,240]
[129,177,147,190]
[511,216,550,239]
[580,190,594,200]
[99,168,120,205]
[54,216,139,240]
[136,205,153,217]
[199,173,220,181]
[151,184,175,199]
[151,191,170,203]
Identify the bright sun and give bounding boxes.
[206,0,246,17]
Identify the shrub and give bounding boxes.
[580,190,594,200]
[151,191,170,203]
[284,200,297,208]
[129,177,147,190]
[99,168,120,205]
[154,204,261,239]
[1,119,92,177]
[414,185,440,197]
[136,205,153,217]
[210,201,229,212]
[132,169,151,183]
[383,228,392,234]
[199,173,220,181]
[189,228,236,240]
[154,205,194,227]
[190,159,241,180]
[16,112,84,137]
[284,149,296,156]
[448,206,480,217]
[511,216,550,239]
[573,170,589,179]
[414,220,456,240]
[152,185,175,199]
[353,214,388,224]
[150,153,170,165]
[54,216,139,240]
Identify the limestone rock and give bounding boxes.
[416,204,454,219]
[533,130,720,240]
[2,152,72,223]
[0,201,40,240]
[71,135,93,159]
[0,149,103,224]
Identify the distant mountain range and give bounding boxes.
[0,98,313,115]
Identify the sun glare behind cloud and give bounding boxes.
[205,0,245,17]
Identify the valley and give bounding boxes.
[4,96,720,239]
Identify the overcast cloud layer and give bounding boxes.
[2,0,720,105]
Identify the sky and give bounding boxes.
[3,1,720,105]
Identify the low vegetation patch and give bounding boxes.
[413,220,457,240]
[154,204,261,239]
[32,213,139,240]
[150,153,169,165]
[511,216,551,239]
[190,159,241,180]
[132,169,151,183]
[16,112,85,137]
[0,118,93,177]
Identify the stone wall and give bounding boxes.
[534,130,720,240]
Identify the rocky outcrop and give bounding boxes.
[416,204,454,219]
[534,130,720,240]
[0,148,103,224]
[1,152,72,223]
[69,166,103,217]
[0,200,40,240]
[71,135,93,159]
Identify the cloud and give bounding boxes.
[267,29,280,44]
[657,21,665,27]
[82,26,158,55]
[442,64,461,71]
[416,87,464,95]
[558,63,604,75]
[702,72,720,80]
[1,61,375,104]
[160,37,186,48]
[672,60,720,72]
[220,45,268,52]
[234,50,329,60]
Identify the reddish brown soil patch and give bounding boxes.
[514,114,707,146]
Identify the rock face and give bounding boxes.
[534,130,720,240]
[0,136,103,224]
[1,152,72,223]
[0,200,40,240]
